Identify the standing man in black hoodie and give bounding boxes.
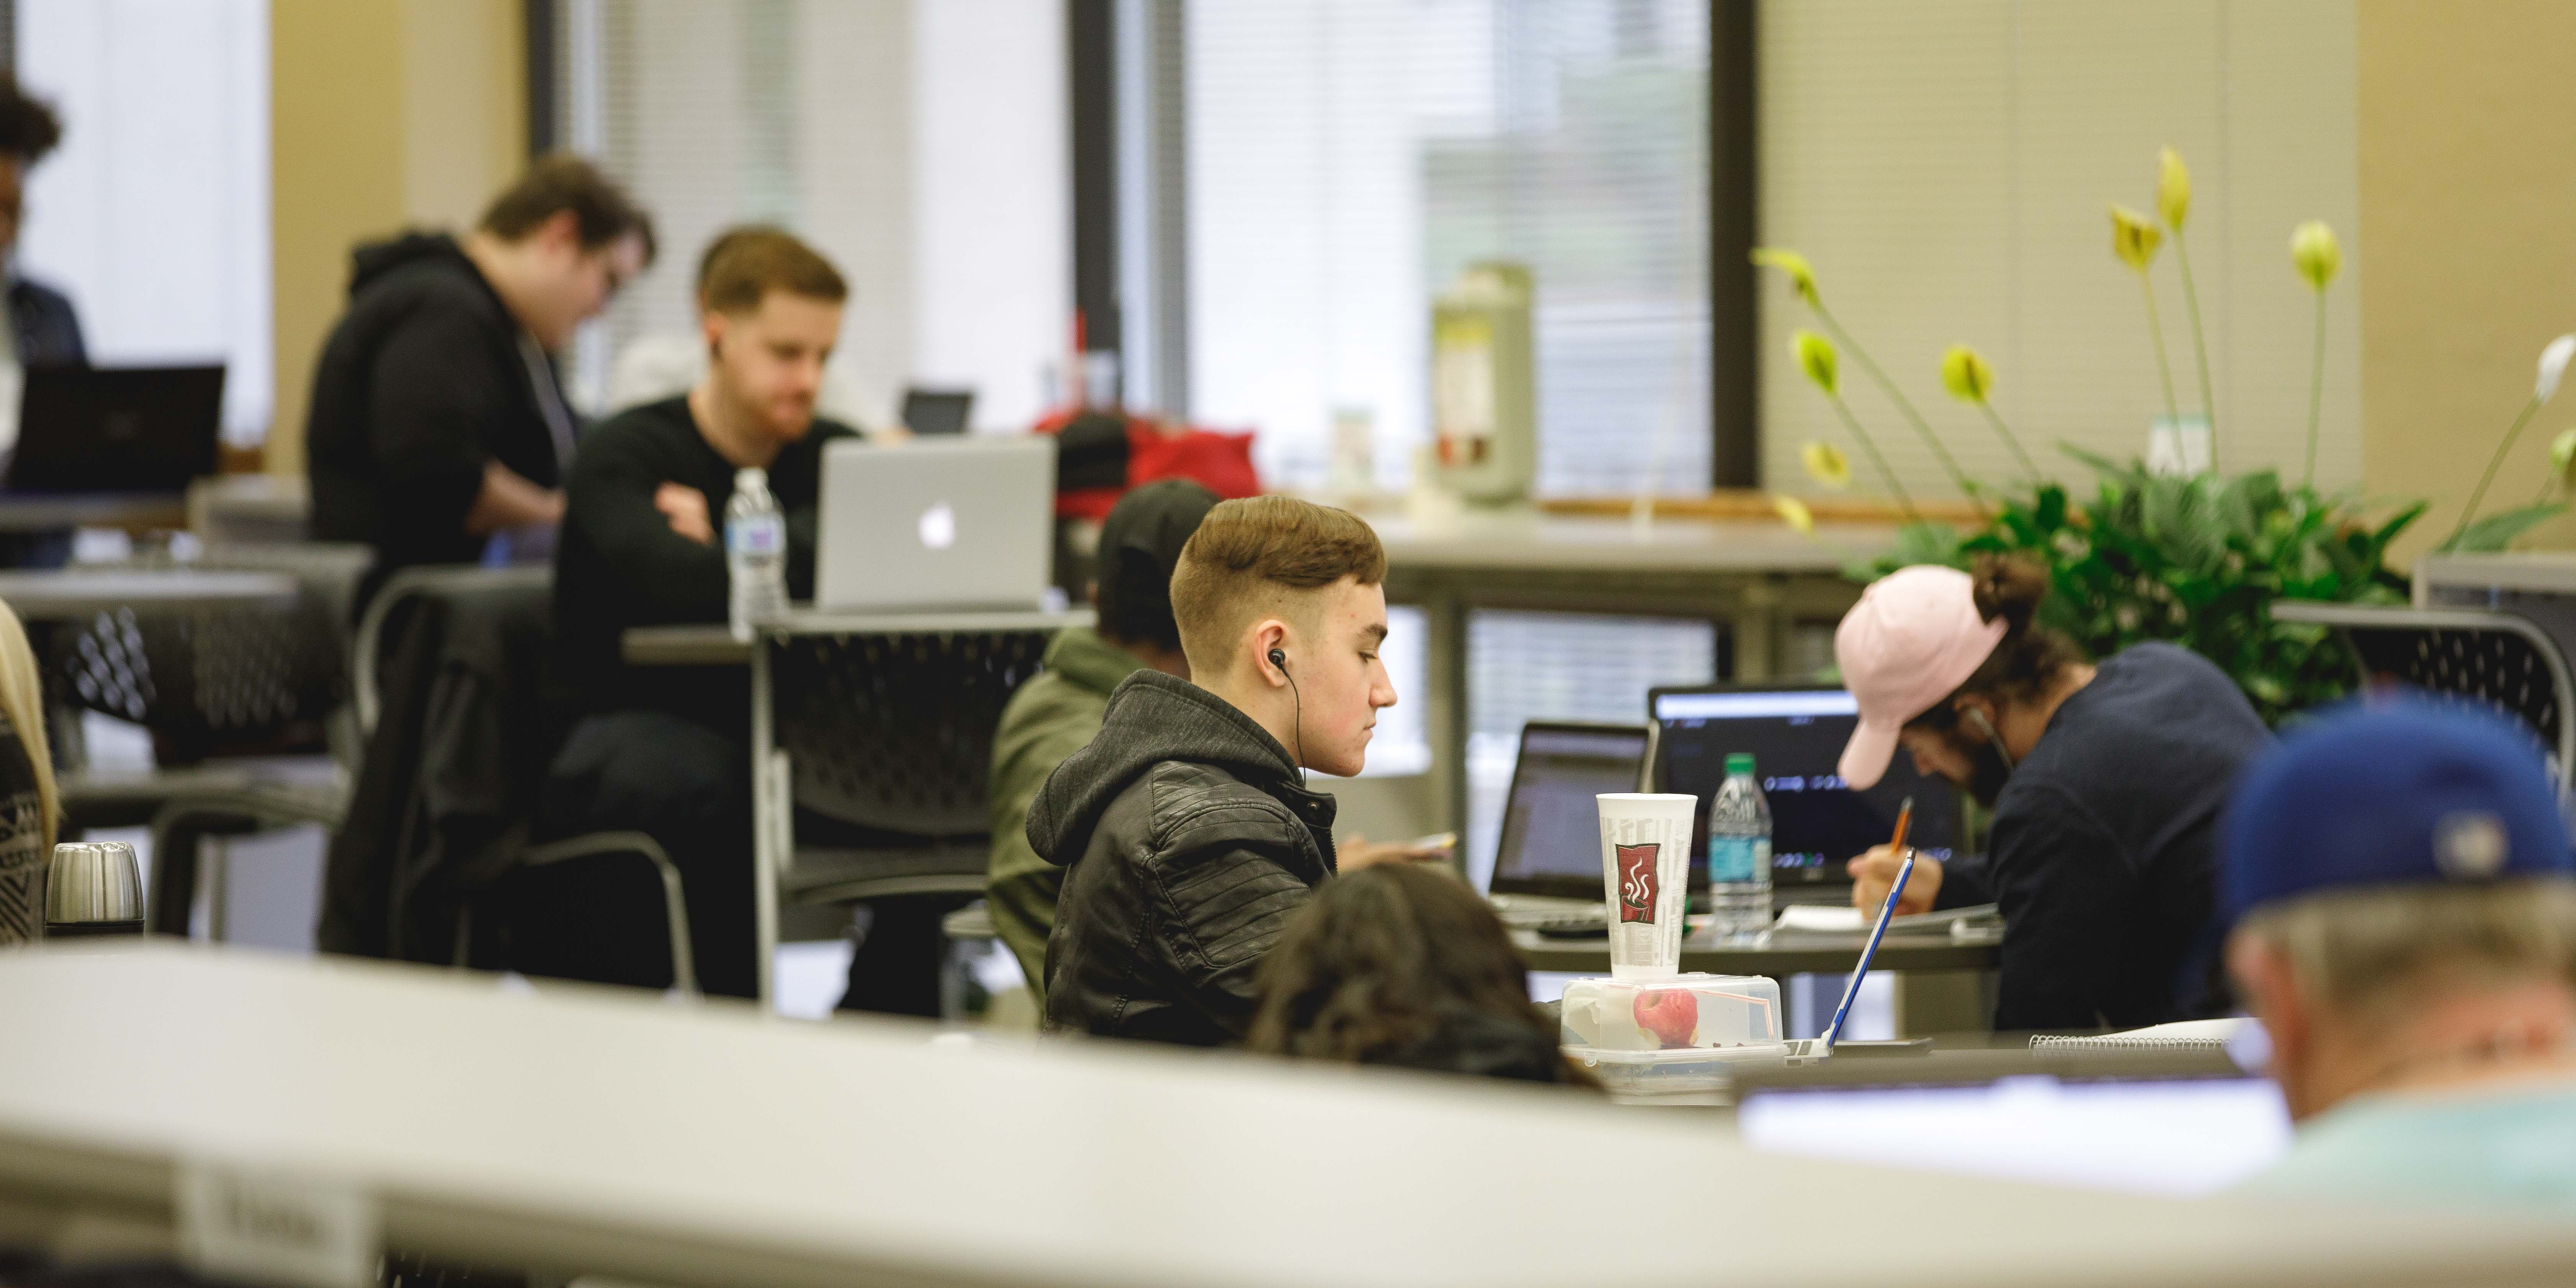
[1030,495,1415,1045]
[305,155,654,601]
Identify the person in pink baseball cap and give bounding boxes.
[1835,554,2273,1031]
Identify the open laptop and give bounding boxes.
[1484,721,1650,932]
[7,364,224,492]
[814,435,1055,613]
[1648,681,1964,900]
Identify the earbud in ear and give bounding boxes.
[1965,708,1996,736]
[1268,648,1287,669]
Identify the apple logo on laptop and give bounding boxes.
[917,501,957,551]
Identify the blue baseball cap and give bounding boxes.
[2221,701,2574,923]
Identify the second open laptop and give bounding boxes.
[1484,721,1651,931]
[814,435,1056,614]
[6,364,224,493]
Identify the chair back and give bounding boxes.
[354,564,553,735]
[2270,601,2576,786]
[49,542,371,763]
[774,631,1054,840]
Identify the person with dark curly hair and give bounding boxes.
[1248,862,1594,1086]
[0,76,86,448]
[1833,554,2274,1031]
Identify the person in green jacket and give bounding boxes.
[986,481,1216,998]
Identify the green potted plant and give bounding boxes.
[1756,148,2573,724]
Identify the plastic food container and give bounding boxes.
[1559,973,1787,1098]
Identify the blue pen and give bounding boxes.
[1820,796,1914,1052]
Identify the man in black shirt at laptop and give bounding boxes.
[305,156,654,602]
[521,228,857,1001]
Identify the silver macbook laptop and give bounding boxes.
[815,435,1055,613]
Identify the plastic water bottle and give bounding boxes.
[1706,752,1773,941]
[726,467,787,642]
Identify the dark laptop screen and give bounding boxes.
[1652,687,1960,886]
[1487,723,1649,897]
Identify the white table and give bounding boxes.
[0,568,299,619]
[0,942,2567,1288]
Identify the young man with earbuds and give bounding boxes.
[1028,495,1433,1045]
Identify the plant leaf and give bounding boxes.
[2444,503,2568,554]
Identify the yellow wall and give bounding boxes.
[1759,1,2364,502]
[2357,0,2576,564]
[268,0,525,476]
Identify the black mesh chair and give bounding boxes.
[44,542,372,935]
[2270,601,2576,787]
[772,631,1055,907]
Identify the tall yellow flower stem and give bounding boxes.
[2447,394,2545,551]
[2137,275,2182,427]
[2303,289,2326,487]
[1824,391,1921,526]
[1809,302,1988,519]
[2171,233,2219,467]
[1978,402,2042,485]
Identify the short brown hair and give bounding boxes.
[1169,495,1384,668]
[478,153,657,264]
[700,227,847,315]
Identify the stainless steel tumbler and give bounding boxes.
[43,841,145,938]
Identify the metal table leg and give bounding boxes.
[1421,590,1469,838]
[751,633,779,1005]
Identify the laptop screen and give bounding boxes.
[1487,723,1649,897]
[1651,686,1962,886]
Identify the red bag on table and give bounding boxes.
[1035,409,1260,521]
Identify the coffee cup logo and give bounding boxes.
[1615,841,1660,923]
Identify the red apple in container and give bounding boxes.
[1631,986,1698,1049]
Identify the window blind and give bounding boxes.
[1463,609,1715,889]
[556,0,1068,432]
[1184,0,1711,496]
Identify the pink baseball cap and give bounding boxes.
[1834,566,2009,790]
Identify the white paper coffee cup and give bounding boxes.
[1597,792,1695,979]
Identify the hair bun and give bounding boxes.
[1968,553,2048,630]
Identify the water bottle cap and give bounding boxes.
[1726,752,1755,776]
[736,467,767,488]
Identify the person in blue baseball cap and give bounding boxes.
[2223,701,2576,1208]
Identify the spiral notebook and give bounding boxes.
[2029,1017,2251,1053]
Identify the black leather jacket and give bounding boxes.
[1028,669,1338,1046]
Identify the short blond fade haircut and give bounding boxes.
[1170,496,1386,672]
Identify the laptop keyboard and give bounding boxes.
[1490,899,1607,933]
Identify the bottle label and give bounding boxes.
[1708,836,1769,884]
[727,514,784,557]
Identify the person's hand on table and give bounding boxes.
[1339,833,1453,872]
[655,482,715,545]
[1848,844,1940,917]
